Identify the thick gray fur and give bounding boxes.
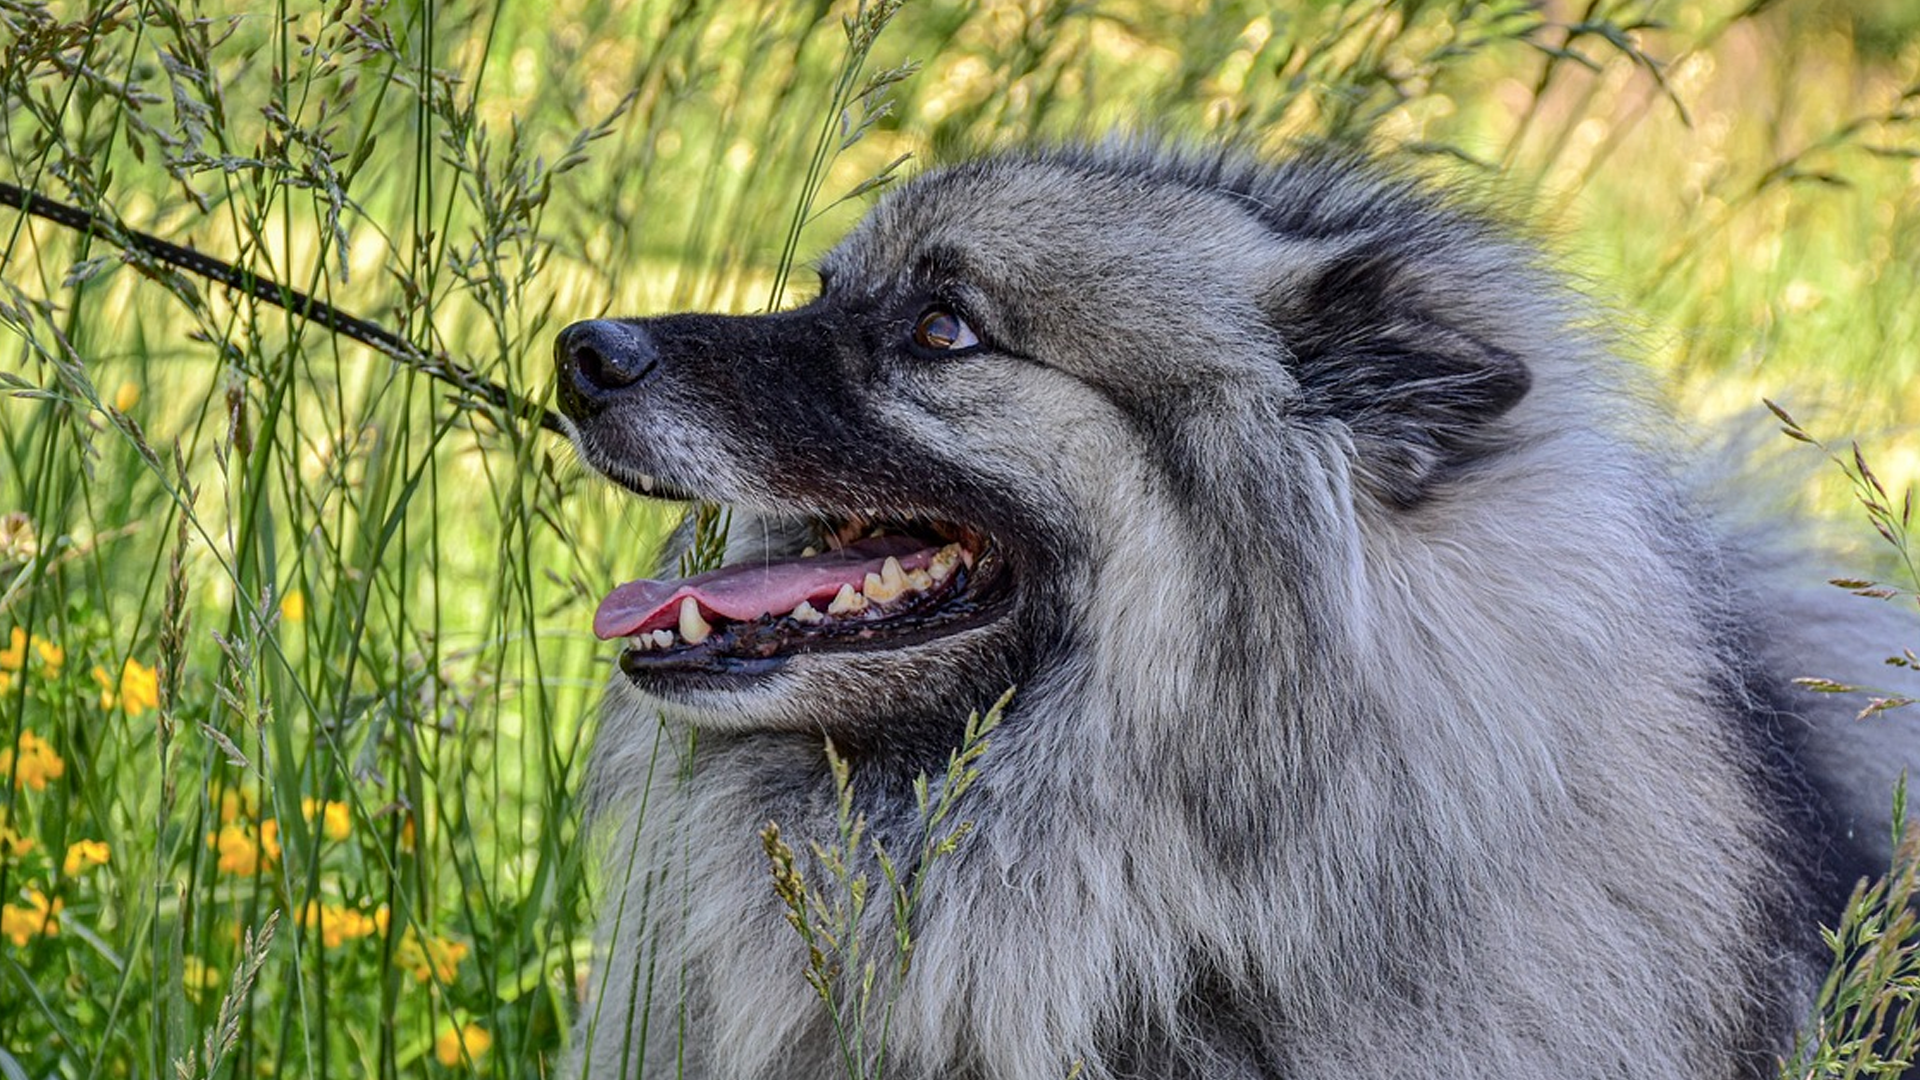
[564,143,1919,1080]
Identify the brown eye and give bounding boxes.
[911,308,980,353]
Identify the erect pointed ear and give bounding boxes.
[1262,234,1533,508]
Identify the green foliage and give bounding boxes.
[0,1,1915,1078]
[759,687,1007,1080]
[1784,780,1920,1080]
[1773,407,1920,1079]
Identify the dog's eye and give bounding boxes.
[911,308,980,353]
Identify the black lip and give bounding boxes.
[565,408,708,503]
[609,470,702,503]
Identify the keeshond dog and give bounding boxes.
[555,143,1917,1079]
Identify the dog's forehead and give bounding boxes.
[823,158,1261,290]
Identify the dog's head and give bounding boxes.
[558,148,1536,743]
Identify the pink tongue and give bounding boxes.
[593,535,936,640]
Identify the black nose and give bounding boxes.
[555,319,659,414]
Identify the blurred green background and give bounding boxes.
[1,0,1916,1077]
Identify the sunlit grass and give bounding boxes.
[1,1,1916,1077]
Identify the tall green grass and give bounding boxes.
[0,1,1916,1077]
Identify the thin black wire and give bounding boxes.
[0,179,566,436]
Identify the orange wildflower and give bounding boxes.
[207,821,278,877]
[398,927,471,983]
[0,628,25,670]
[63,838,110,876]
[1,888,62,946]
[302,798,352,841]
[297,901,379,948]
[0,811,32,860]
[0,730,65,791]
[434,1023,491,1067]
[95,658,160,717]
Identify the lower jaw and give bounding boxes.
[620,650,788,682]
[614,659,790,709]
[616,605,1013,698]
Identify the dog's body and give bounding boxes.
[556,144,1917,1079]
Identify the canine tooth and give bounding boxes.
[801,546,820,558]
[906,569,932,592]
[791,600,824,624]
[929,544,962,583]
[828,584,868,615]
[639,474,656,494]
[651,629,674,649]
[678,597,712,645]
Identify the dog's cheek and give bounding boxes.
[884,359,1145,512]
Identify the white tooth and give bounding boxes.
[881,556,906,589]
[929,544,962,583]
[790,600,824,624]
[828,584,867,615]
[640,474,656,493]
[632,634,653,651]
[678,596,712,645]
[906,569,932,592]
[960,545,975,569]
[651,629,674,648]
[801,546,820,558]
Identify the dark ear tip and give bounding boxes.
[1269,244,1538,506]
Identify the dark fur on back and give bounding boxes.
[560,143,1917,1079]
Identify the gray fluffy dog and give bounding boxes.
[554,143,1917,1080]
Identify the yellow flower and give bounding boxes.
[207,822,276,877]
[1,888,62,947]
[297,901,379,949]
[63,838,110,876]
[0,730,66,791]
[434,1023,491,1068]
[280,590,306,623]
[302,798,351,841]
[0,626,61,691]
[0,628,25,670]
[397,928,470,984]
[210,784,262,827]
[114,382,139,412]
[94,658,160,717]
[33,636,63,674]
[0,629,61,683]
[0,811,33,860]
[259,818,281,863]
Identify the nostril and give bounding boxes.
[557,319,658,393]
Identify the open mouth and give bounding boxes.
[597,513,1006,677]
